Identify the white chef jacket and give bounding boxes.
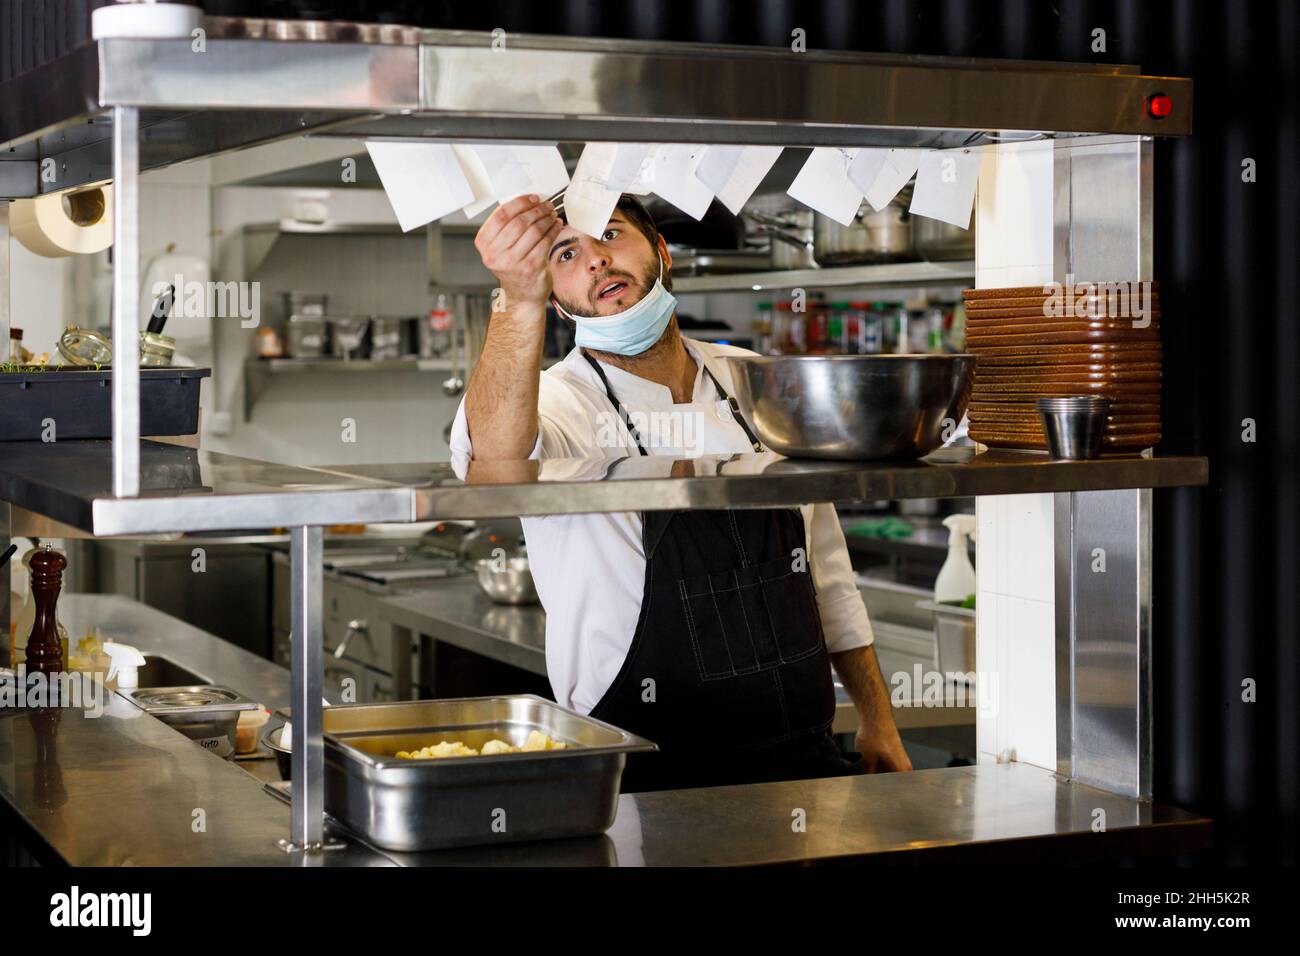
[449,337,872,714]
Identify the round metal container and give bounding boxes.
[263,725,292,780]
[725,354,976,460]
[1036,396,1111,460]
[57,326,113,366]
[475,557,539,605]
[813,191,916,265]
[129,685,257,759]
[286,315,329,358]
[746,210,818,270]
[139,331,175,367]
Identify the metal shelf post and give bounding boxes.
[286,524,326,851]
[111,105,140,498]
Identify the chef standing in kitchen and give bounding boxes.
[450,192,912,792]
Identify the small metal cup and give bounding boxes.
[1037,396,1111,460]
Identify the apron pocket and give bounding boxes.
[680,554,823,680]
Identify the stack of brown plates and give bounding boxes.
[962,283,1162,451]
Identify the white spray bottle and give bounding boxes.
[934,514,977,604]
[103,641,146,691]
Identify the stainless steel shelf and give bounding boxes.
[243,220,408,274]
[249,357,455,371]
[0,440,413,536]
[244,356,456,420]
[0,32,1191,198]
[0,439,1207,537]
[239,219,480,275]
[340,446,1209,522]
[672,260,975,294]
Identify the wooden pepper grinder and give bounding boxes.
[25,546,67,676]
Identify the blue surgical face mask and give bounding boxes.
[553,256,677,356]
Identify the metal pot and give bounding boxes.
[745,210,818,270]
[912,213,976,261]
[814,190,916,265]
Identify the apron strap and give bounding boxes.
[582,349,765,455]
[700,363,765,454]
[582,351,649,456]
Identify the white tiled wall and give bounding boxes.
[9,159,213,365]
[974,140,1058,771]
[207,184,464,464]
[9,147,465,466]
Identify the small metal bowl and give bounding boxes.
[1036,396,1111,460]
[129,685,257,759]
[262,724,292,780]
[474,557,539,605]
[725,354,976,460]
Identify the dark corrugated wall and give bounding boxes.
[344,0,1300,866]
[349,0,1300,866]
[5,0,1297,864]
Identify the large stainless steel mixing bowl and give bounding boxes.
[724,354,975,460]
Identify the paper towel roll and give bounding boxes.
[92,3,203,39]
[10,186,114,258]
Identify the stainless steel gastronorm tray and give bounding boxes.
[322,696,657,851]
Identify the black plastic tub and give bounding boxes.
[0,366,210,441]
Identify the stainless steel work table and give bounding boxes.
[376,762,1210,866]
[0,597,1209,866]
[52,594,337,713]
[381,577,547,677]
[2,705,1211,866]
[378,577,970,734]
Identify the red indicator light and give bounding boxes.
[1146,93,1173,118]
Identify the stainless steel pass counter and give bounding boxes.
[377,577,970,735]
[0,596,1209,866]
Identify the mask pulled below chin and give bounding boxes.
[554,258,677,357]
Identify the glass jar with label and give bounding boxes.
[925,306,946,353]
[806,302,830,354]
[774,302,806,354]
[827,302,850,354]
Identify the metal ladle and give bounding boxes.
[442,312,465,397]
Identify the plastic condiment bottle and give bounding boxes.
[934,514,977,603]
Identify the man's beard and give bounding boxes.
[554,260,655,320]
[554,251,678,366]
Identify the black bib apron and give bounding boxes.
[581,351,864,793]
